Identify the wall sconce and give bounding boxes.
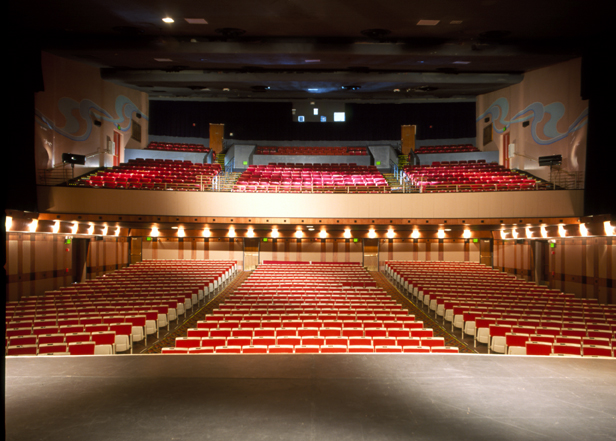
[387,229,395,239]
[177,226,186,237]
[411,230,420,239]
[463,230,471,239]
[101,225,108,236]
[71,222,79,235]
[150,226,159,237]
[500,229,508,239]
[87,223,95,235]
[203,227,211,237]
[295,229,303,239]
[246,227,255,238]
[558,224,566,237]
[511,228,518,239]
[579,224,588,237]
[344,229,352,239]
[319,229,327,239]
[605,221,615,236]
[5,216,12,231]
[228,226,236,237]
[368,229,376,239]
[53,220,61,234]
[540,226,548,238]
[271,227,279,238]
[525,227,533,238]
[28,219,39,233]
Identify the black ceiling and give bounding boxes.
[12,0,611,102]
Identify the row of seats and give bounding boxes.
[162,345,459,354]
[256,146,368,156]
[385,261,615,358]
[146,142,210,153]
[7,340,113,356]
[414,144,479,154]
[403,162,545,192]
[74,160,221,191]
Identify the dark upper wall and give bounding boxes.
[149,101,476,142]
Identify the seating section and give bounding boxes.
[256,146,367,156]
[165,262,458,354]
[6,260,238,356]
[74,159,221,191]
[386,261,615,358]
[146,142,210,153]
[233,163,390,193]
[403,161,547,192]
[415,144,479,154]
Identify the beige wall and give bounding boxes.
[141,238,243,267]
[35,53,149,170]
[477,58,587,181]
[37,187,584,219]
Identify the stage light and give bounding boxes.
[463,230,471,239]
[29,219,38,232]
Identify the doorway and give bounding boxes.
[130,237,142,265]
[113,131,121,166]
[71,238,90,283]
[363,239,379,271]
[244,238,260,271]
[479,239,493,267]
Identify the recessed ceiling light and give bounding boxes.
[162,17,174,23]
[185,18,208,24]
[154,58,173,62]
[417,20,440,26]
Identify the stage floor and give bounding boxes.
[6,354,616,441]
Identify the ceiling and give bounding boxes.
[13,0,609,101]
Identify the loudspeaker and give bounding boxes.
[62,153,86,165]
[538,154,562,167]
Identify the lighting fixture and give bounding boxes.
[344,229,352,239]
[87,224,94,235]
[295,230,303,239]
[511,228,518,239]
[437,230,445,239]
[228,226,236,237]
[101,225,108,236]
[387,229,395,239]
[368,229,377,239]
[203,227,211,237]
[53,220,61,234]
[411,230,420,239]
[463,230,471,239]
[246,227,255,238]
[319,230,327,239]
[558,225,567,237]
[71,222,79,234]
[605,221,615,236]
[162,17,174,23]
[5,216,12,231]
[271,228,279,238]
[150,226,159,237]
[540,226,548,238]
[28,219,38,233]
[525,227,532,238]
[579,224,588,237]
[177,227,186,237]
[114,227,121,237]
[500,229,508,239]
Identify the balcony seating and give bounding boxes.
[233,163,390,193]
[75,159,221,191]
[146,142,211,154]
[414,144,479,154]
[255,146,368,156]
[402,162,548,192]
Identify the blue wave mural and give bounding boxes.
[476,97,588,145]
[35,95,147,142]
